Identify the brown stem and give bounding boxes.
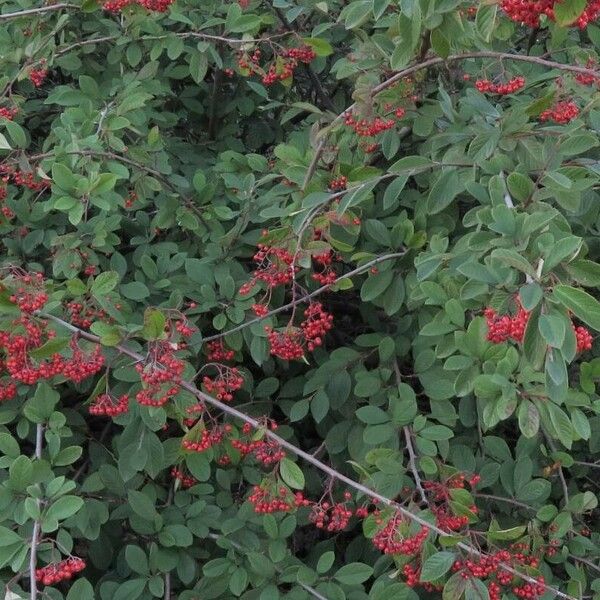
[40,312,578,600]
[0,3,77,20]
[29,424,43,600]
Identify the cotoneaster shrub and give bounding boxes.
[0,1,599,599]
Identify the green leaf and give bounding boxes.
[553,0,586,25]
[66,578,95,600]
[91,271,120,296]
[128,490,159,520]
[554,285,600,331]
[142,308,166,341]
[52,163,76,191]
[539,314,566,348]
[120,281,150,300]
[420,552,455,582]
[125,545,149,575]
[46,495,84,521]
[334,562,373,584]
[279,458,305,490]
[476,3,497,42]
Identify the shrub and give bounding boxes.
[0,1,599,599]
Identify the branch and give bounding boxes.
[393,361,427,505]
[40,312,578,600]
[29,423,43,600]
[301,51,600,190]
[55,36,119,57]
[202,250,406,342]
[0,3,77,20]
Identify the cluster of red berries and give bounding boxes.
[174,318,195,338]
[124,190,137,209]
[343,110,404,137]
[0,107,18,120]
[300,302,333,351]
[328,175,348,191]
[475,76,525,95]
[265,327,305,360]
[239,243,297,295]
[202,367,244,401]
[183,403,204,427]
[539,100,580,123]
[422,472,480,502]
[35,557,86,586]
[237,45,316,86]
[575,58,599,85]
[501,0,600,28]
[574,325,593,351]
[206,340,235,362]
[171,466,197,488]
[372,513,429,555]
[89,393,129,417]
[182,425,229,452]
[0,377,17,402]
[65,301,107,329]
[135,345,184,407]
[1,165,51,195]
[309,498,354,532]
[102,0,173,11]
[249,484,294,513]
[251,303,269,316]
[231,423,285,464]
[62,341,105,383]
[312,251,337,285]
[434,506,469,531]
[29,61,48,87]
[8,272,48,313]
[484,301,530,344]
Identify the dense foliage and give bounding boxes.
[1,0,600,599]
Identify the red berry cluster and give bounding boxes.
[8,272,48,313]
[475,76,525,95]
[182,425,228,452]
[248,484,294,513]
[0,377,17,402]
[202,366,244,401]
[305,492,357,532]
[239,243,297,295]
[501,0,600,28]
[232,424,285,465]
[135,343,184,407]
[65,301,107,329]
[484,300,529,344]
[183,403,204,427]
[0,164,51,193]
[175,318,195,338]
[251,303,269,316]
[62,340,105,383]
[312,251,337,285]
[372,513,429,555]
[237,45,315,86]
[29,61,48,88]
[102,0,173,11]
[89,393,129,417]
[343,111,401,137]
[575,58,599,85]
[540,100,579,123]
[171,466,197,488]
[124,190,137,208]
[0,107,18,120]
[300,302,333,351]
[36,557,86,586]
[206,340,235,362]
[574,325,593,352]
[328,175,347,191]
[265,327,305,360]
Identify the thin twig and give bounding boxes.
[29,424,44,600]
[0,3,77,20]
[40,312,578,600]
[393,361,427,505]
[301,51,600,190]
